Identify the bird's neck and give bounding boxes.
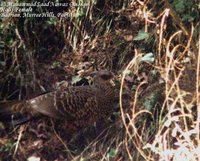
[94,81,114,97]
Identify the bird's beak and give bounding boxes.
[88,71,97,77]
[84,70,114,80]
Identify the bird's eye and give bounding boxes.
[99,73,114,80]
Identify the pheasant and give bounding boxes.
[0,70,116,128]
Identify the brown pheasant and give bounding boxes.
[0,70,116,128]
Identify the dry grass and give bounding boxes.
[118,3,200,160]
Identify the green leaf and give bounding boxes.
[182,14,195,22]
[143,93,158,111]
[79,157,85,161]
[131,85,137,91]
[71,75,82,85]
[52,61,61,68]
[174,0,185,13]
[123,69,132,75]
[0,43,4,48]
[0,61,5,66]
[108,148,117,158]
[134,30,149,41]
[46,18,57,25]
[141,53,155,63]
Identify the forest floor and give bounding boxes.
[0,0,199,160]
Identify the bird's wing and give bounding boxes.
[55,86,99,121]
[28,86,98,121]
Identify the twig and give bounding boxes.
[163,0,198,59]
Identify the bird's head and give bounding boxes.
[91,70,115,88]
[92,70,114,80]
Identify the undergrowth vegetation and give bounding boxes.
[0,0,199,160]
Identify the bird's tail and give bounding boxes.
[0,101,31,126]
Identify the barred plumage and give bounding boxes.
[0,70,116,128]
